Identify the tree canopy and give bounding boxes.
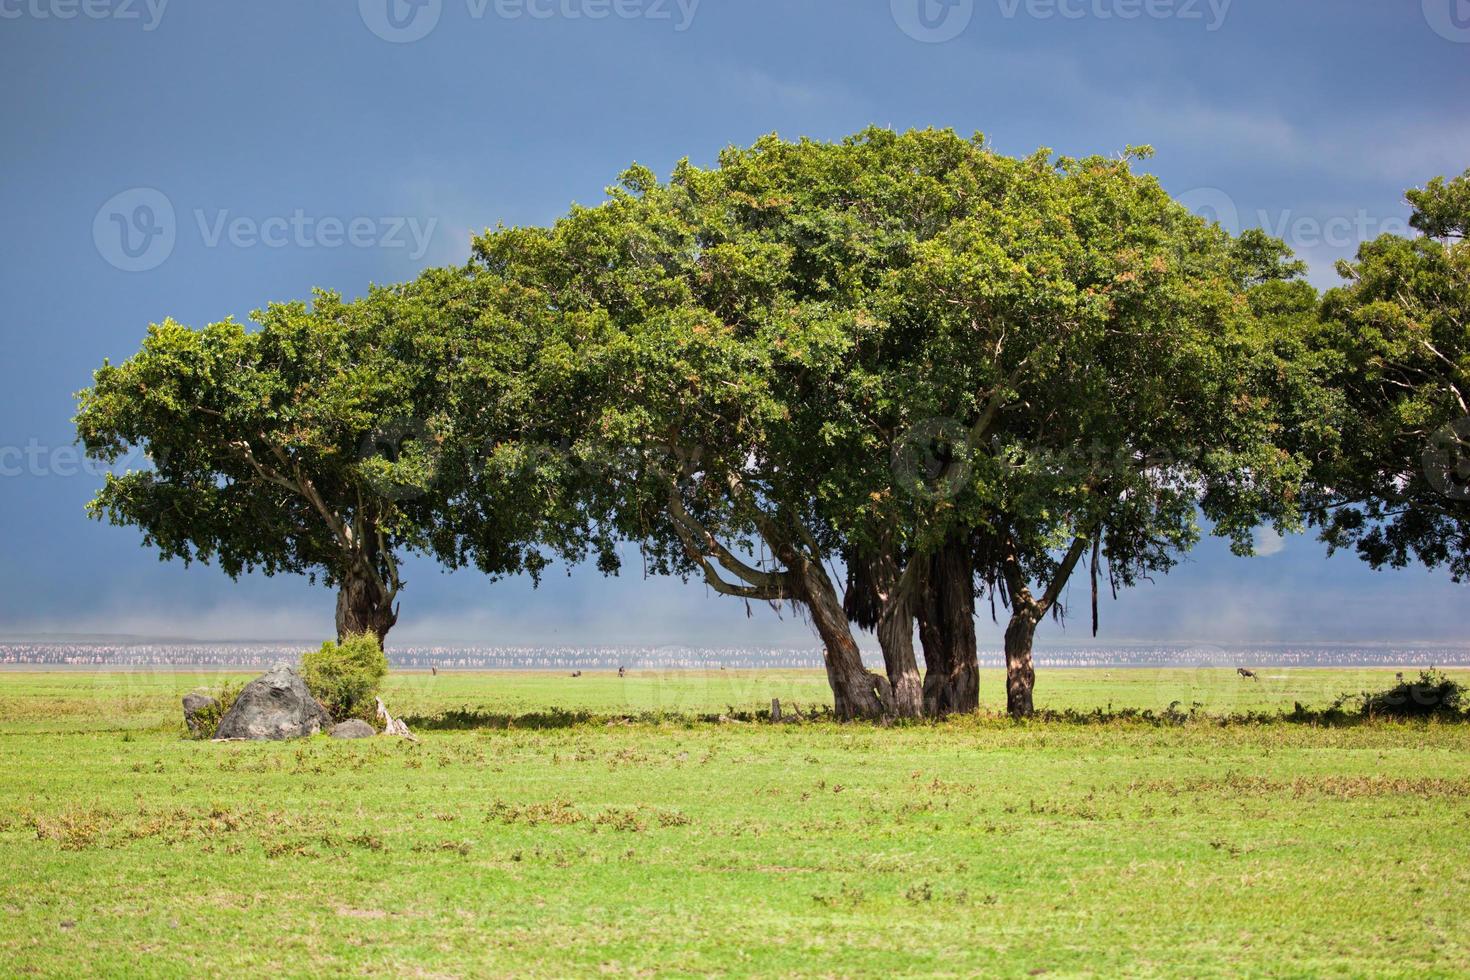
[1311,169,1470,580]
[75,269,593,645]
[461,128,1324,716]
[81,127,1456,721]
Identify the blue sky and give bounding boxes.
[1,0,1468,647]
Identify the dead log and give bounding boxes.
[375,697,418,741]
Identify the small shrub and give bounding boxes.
[301,633,389,722]
[1336,670,1465,720]
[185,681,243,740]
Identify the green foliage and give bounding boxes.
[1408,170,1470,241]
[73,269,599,642]
[82,129,1470,716]
[301,633,389,721]
[1311,168,1470,580]
[468,127,1324,662]
[73,288,432,639]
[1336,670,1466,720]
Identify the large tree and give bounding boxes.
[464,128,1319,718]
[75,270,578,645]
[1310,169,1470,579]
[651,129,1320,716]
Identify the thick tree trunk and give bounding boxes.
[848,549,922,718]
[1003,609,1039,717]
[792,556,888,721]
[918,537,979,716]
[876,602,924,719]
[335,566,398,647]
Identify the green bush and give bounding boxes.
[301,633,389,722]
[184,680,242,740]
[1335,670,1466,720]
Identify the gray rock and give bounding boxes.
[213,663,331,741]
[330,719,377,739]
[182,692,219,738]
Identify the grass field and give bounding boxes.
[2,667,1468,977]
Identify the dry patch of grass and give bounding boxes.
[1150,773,1470,799]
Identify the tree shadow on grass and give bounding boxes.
[402,687,1470,732]
[403,707,601,731]
[403,704,837,731]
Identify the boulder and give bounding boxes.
[182,692,220,738]
[213,663,331,741]
[330,719,377,739]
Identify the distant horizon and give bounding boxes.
[7,636,1470,674]
[5,632,1470,651]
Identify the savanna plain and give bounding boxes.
[1,667,1468,977]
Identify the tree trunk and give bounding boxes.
[876,601,924,719]
[848,549,922,718]
[791,555,888,721]
[1003,608,1039,718]
[918,536,979,716]
[335,566,398,647]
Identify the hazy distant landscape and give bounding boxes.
[5,641,1469,671]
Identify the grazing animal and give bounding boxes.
[1237,668,1258,680]
[571,670,583,678]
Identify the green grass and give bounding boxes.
[2,668,1468,977]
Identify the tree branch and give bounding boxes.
[1039,535,1092,615]
[665,484,790,601]
[666,484,786,590]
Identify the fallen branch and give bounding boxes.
[375,697,418,741]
